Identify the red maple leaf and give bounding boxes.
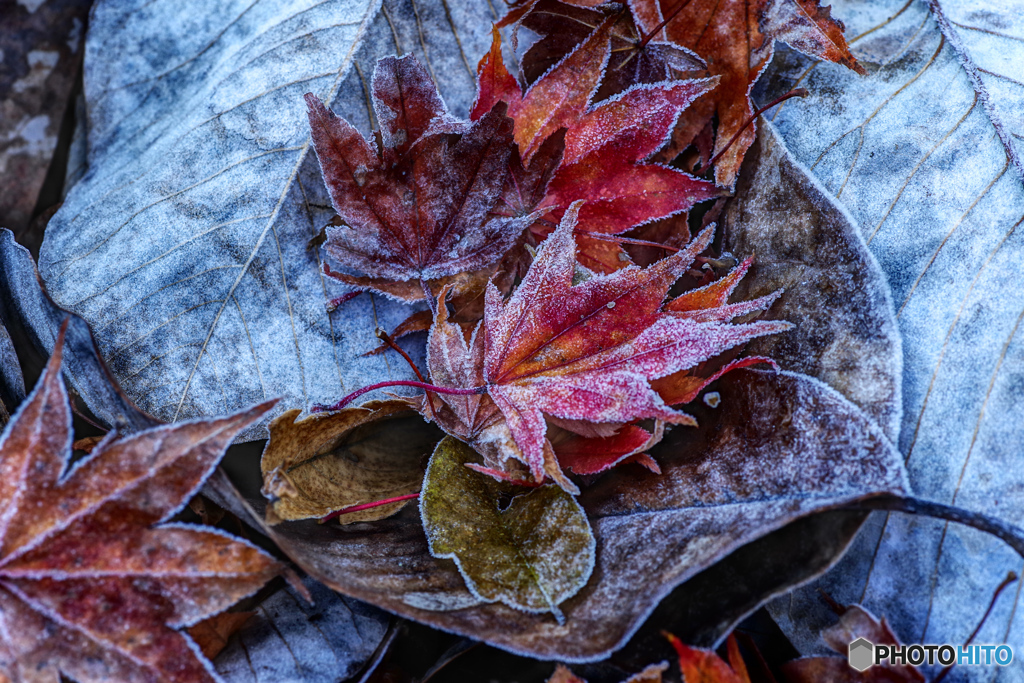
[473,26,721,272]
[498,0,863,188]
[0,328,281,682]
[455,202,787,482]
[320,204,788,488]
[500,0,705,101]
[306,55,538,302]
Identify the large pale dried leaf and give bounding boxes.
[0,337,281,683]
[214,576,390,683]
[420,436,595,618]
[755,0,1024,667]
[207,368,908,661]
[261,402,441,523]
[0,0,90,241]
[31,0,500,440]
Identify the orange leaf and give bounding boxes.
[666,632,751,683]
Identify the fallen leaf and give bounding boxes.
[261,402,442,523]
[206,367,908,662]
[475,26,720,271]
[188,611,254,661]
[782,605,924,682]
[0,329,281,683]
[0,321,23,427]
[719,121,902,445]
[33,0,445,438]
[755,0,1024,661]
[477,202,790,482]
[420,436,595,620]
[665,633,751,683]
[0,0,90,243]
[308,55,536,296]
[0,230,160,434]
[506,0,705,101]
[213,575,391,683]
[640,0,864,187]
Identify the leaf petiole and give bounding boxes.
[703,89,809,171]
[312,380,486,413]
[319,493,421,523]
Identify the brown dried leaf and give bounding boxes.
[208,368,907,661]
[720,122,901,441]
[261,402,442,524]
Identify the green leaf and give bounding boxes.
[420,437,595,621]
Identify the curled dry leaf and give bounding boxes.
[208,368,908,661]
[420,436,595,620]
[214,576,390,683]
[261,401,442,524]
[720,122,902,442]
[0,330,282,683]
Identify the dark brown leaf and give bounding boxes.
[208,368,907,661]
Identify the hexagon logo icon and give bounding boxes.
[848,638,874,672]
